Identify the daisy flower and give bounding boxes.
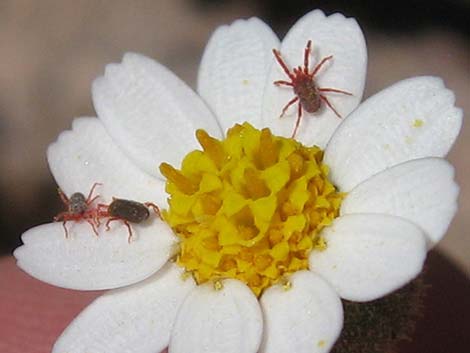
[14,9,462,353]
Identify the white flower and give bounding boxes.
[14,9,461,353]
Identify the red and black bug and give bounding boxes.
[53,182,102,238]
[96,198,162,243]
[272,40,352,137]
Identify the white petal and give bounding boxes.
[14,220,176,290]
[262,10,367,147]
[259,271,343,353]
[53,263,195,353]
[92,53,222,177]
[198,18,280,132]
[309,214,426,302]
[341,158,459,248]
[324,76,463,191]
[170,279,262,353]
[47,117,166,205]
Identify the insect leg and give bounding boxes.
[273,80,293,86]
[280,96,299,117]
[319,95,342,118]
[105,217,120,231]
[86,182,102,204]
[94,214,101,227]
[95,204,109,226]
[96,203,109,215]
[62,221,69,238]
[86,219,99,236]
[291,101,303,138]
[280,97,299,118]
[311,55,333,77]
[57,188,69,206]
[123,221,134,244]
[144,202,162,219]
[104,217,133,242]
[303,40,312,74]
[319,88,353,96]
[272,49,295,80]
[54,211,67,222]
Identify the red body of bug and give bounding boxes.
[272,40,353,137]
[53,182,102,238]
[96,198,162,243]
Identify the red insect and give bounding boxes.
[96,198,162,243]
[54,183,102,238]
[272,40,352,137]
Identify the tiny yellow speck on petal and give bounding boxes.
[160,123,343,296]
[413,119,424,127]
[213,279,224,291]
[281,278,292,291]
[318,340,326,347]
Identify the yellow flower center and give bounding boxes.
[159,123,344,296]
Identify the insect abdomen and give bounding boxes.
[296,80,321,113]
[108,199,150,223]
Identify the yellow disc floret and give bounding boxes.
[160,123,344,297]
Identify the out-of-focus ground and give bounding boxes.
[0,0,469,275]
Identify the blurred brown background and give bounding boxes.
[0,0,469,352]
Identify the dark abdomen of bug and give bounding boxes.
[293,76,321,113]
[108,199,150,223]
